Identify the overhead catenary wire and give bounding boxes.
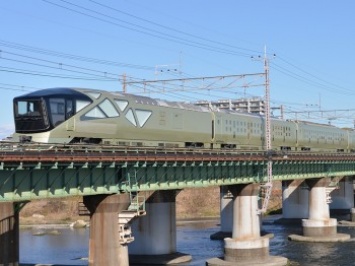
[277,56,353,95]
[0,54,119,80]
[0,39,154,71]
[0,50,121,78]
[0,2,353,128]
[0,66,120,81]
[41,0,254,57]
[41,0,355,102]
[271,61,355,96]
[88,0,260,55]
[0,86,34,92]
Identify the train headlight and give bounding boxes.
[19,135,32,143]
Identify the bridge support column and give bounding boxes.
[129,190,191,264]
[282,180,309,219]
[207,184,288,266]
[289,178,350,242]
[220,186,233,233]
[210,186,233,239]
[84,194,131,266]
[0,202,19,266]
[329,176,354,214]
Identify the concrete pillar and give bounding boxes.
[282,180,309,219]
[210,186,233,240]
[84,193,130,266]
[289,178,350,242]
[207,184,287,265]
[129,190,191,264]
[220,186,233,233]
[329,176,354,213]
[224,184,268,261]
[302,178,337,237]
[0,202,19,266]
[129,190,177,255]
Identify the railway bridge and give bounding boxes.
[1,142,355,265]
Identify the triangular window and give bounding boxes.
[136,110,152,127]
[115,99,129,111]
[85,107,106,118]
[125,109,137,126]
[87,92,101,99]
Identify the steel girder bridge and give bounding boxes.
[0,142,355,201]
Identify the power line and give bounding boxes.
[1,3,353,108]
[0,66,120,81]
[0,54,117,80]
[273,57,354,95]
[88,0,260,55]
[0,39,154,71]
[271,62,355,96]
[42,0,254,57]
[277,56,353,94]
[0,86,33,92]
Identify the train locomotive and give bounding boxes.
[12,87,355,152]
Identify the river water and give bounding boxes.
[20,215,355,266]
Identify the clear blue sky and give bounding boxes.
[1,0,355,139]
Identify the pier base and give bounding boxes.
[207,184,288,266]
[288,178,350,243]
[84,194,131,266]
[207,256,288,266]
[0,202,19,266]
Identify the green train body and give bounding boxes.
[12,88,354,152]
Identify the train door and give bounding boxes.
[211,113,216,142]
[247,121,252,144]
[295,121,299,151]
[214,113,222,147]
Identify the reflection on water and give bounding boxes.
[20,225,89,265]
[20,217,355,266]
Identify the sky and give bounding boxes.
[1,0,355,139]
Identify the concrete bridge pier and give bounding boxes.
[207,184,288,266]
[0,202,19,266]
[289,178,350,242]
[282,180,309,219]
[220,186,233,233]
[210,186,233,239]
[329,176,354,214]
[129,190,191,265]
[84,193,131,266]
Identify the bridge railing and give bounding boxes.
[1,141,355,162]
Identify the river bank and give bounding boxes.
[19,184,282,225]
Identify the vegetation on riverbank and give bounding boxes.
[19,182,282,225]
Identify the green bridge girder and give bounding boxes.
[1,143,355,202]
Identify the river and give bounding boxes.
[20,215,355,266]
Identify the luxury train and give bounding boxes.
[12,88,355,152]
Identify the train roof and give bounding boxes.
[293,120,338,128]
[14,88,89,99]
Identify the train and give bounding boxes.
[12,87,355,153]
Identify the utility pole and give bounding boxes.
[253,47,274,214]
[264,47,272,153]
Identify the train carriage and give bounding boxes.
[296,121,348,152]
[12,87,355,154]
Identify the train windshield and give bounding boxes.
[14,88,93,134]
[14,98,50,133]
